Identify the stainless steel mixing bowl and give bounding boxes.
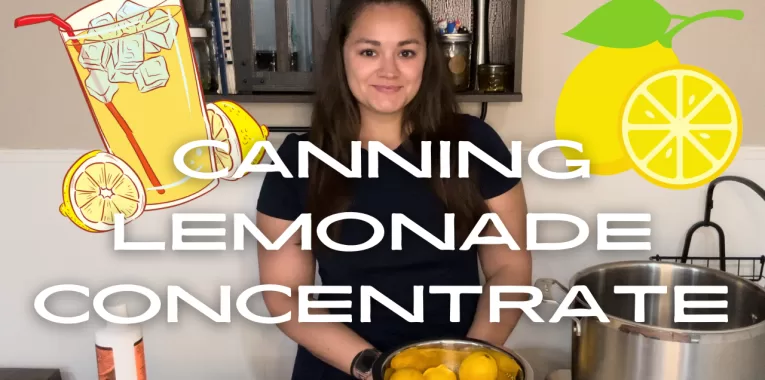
[371,338,534,380]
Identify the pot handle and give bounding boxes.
[533,278,583,337]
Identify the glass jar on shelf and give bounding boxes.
[438,33,473,92]
[189,27,218,93]
[477,64,510,93]
[182,0,212,28]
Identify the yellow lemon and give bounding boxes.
[391,348,423,370]
[205,100,270,181]
[423,364,457,380]
[391,348,439,372]
[458,351,498,380]
[621,64,742,189]
[390,368,425,380]
[555,41,680,175]
[60,150,146,232]
[488,351,520,377]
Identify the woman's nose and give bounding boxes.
[377,54,399,77]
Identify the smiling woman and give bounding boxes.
[343,6,427,115]
[254,1,532,380]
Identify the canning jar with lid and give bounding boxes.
[438,33,472,91]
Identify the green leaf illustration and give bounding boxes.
[564,0,672,48]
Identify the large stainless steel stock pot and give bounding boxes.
[535,260,765,380]
[372,338,534,380]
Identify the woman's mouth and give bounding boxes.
[372,85,402,93]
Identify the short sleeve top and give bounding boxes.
[256,114,520,352]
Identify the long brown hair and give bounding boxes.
[307,0,488,250]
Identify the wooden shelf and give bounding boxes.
[205,91,522,104]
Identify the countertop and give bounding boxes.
[545,369,571,380]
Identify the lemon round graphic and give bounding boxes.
[555,41,680,175]
[458,351,497,380]
[423,364,456,380]
[621,64,742,189]
[60,150,146,232]
[206,100,270,181]
[389,368,425,380]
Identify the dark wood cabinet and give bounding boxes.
[205,0,525,104]
[0,368,61,380]
[229,0,331,93]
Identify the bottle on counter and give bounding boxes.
[94,304,147,380]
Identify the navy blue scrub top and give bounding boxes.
[255,114,520,380]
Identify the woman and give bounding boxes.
[255,0,531,379]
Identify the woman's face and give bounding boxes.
[343,4,427,116]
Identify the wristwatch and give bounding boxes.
[351,348,381,379]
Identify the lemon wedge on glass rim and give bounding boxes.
[621,64,742,189]
[206,100,270,181]
[60,150,146,232]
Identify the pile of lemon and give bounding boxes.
[384,347,520,380]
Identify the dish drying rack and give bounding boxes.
[650,175,765,282]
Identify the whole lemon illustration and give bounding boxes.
[390,368,425,380]
[458,352,498,380]
[556,42,679,175]
[554,0,744,177]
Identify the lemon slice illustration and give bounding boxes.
[206,100,270,181]
[60,151,146,232]
[621,64,742,189]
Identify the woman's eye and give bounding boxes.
[360,49,376,57]
[400,50,416,58]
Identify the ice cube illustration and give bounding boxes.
[144,38,162,54]
[112,33,145,72]
[116,0,149,19]
[88,12,123,42]
[78,41,112,71]
[107,59,136,83]
[86,69,119,103]
[116,1,150,35]
[144,10,179,50]
[134,56,170,92]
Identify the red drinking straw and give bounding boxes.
[15,13,165,194]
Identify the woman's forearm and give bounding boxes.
[265,293,374,376]
[466,265,531,347]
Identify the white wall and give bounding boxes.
[2,141,765,380]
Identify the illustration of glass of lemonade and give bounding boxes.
[18,0,218,208]
[14,0,274,232]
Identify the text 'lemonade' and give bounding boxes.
[62,0,217,212]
